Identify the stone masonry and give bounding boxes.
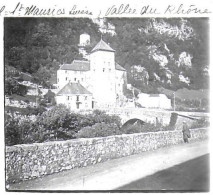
[6,128,208,184]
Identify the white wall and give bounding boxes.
[57,70,91,90]
[137,94,171,109]
[56,94,93,110]
[90,51,116,107]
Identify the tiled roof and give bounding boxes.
[91,39,115,53]
[115,63,126,71]
[60,60,90,71]
[57,83,92,95]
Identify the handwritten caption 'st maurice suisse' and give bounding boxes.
[0,3,211,17]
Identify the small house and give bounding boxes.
[137,93,171,109]
[55,82,93,110]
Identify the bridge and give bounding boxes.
[105,108,209,128]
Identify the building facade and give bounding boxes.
[137,93,172,109]
[56,35,127,110]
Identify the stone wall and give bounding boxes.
[6,128,208,184]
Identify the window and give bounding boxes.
[74,78,77,81]
[81,78,83,82]
[109,68,111,72]
[67,96,69,100]
[85,96,87,100]
[66,77,68,81]
[108,62,110,66]
[76,95,79,101]
[103,68,105,72]
[65,71,67,73]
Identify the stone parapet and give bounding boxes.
[6,128,208,184]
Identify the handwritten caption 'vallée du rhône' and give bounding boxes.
[0,3,211,16]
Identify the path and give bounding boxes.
[117,154,209,191]
[8,140,209,191]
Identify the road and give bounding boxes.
[8,140,209,192]
[117,154,209,192]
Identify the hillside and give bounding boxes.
[4,18,209,93]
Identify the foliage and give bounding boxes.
[4,18,209,92]
[5,115,21,146]
[169,112,178,127]
[5,77,20,95]
[5,106,123,145]
[190,117,210,129]
[33,66,52,87]
[89,110,122,129]
[120,122,164,134]
[76,123,121,138]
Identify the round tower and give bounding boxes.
[79,33,90,47]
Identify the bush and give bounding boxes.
[168,112,178,128]
[5,77,28,96]
[89,110,122,129]
[76,123,121,138]
[5,116,21,146]
[5,106,123,145]
[121,122,163,134]
[190,117,210,129]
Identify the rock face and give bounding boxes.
[6,128,208,184]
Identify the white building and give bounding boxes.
[56,35,127,110]
[56,82,93,110]
[137,93,172,109]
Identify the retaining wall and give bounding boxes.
[6,128,208,184]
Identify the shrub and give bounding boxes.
[190,117,210,129]
[5,106,123,145]
[89,110,122,129]
[121,122,163,134]
[5,116,21,146]
[169,112,178,127]
[76,122,121,138]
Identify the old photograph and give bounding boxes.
[4,17,210,192]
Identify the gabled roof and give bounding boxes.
[115,63,126,71]
[91,39,115,53]
[57,83,92,95]
[60,60,90,71]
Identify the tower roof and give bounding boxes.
[91,39,115,53]
[115,63,126,71]
[57,82,92,95]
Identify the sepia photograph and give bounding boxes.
[4,16,210,192]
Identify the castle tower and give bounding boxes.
[78,33,90,60]
[90,38,116,108]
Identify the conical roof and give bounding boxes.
[91,39,115,53]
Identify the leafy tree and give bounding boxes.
[5,77,20,95]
